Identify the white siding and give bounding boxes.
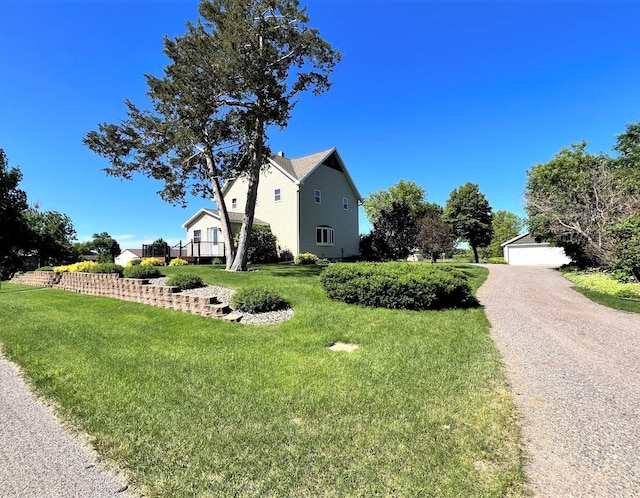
[299,164,359,259]
[224,169,300,256]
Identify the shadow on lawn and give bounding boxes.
[269,265,326,278]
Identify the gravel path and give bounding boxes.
[0,355,130,498]
[477,265,640,497]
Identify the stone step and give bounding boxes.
[220,312,243,322]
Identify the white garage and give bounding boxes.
[502,232,572,266]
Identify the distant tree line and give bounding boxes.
[360,179,517,264]
[0,148,121,278]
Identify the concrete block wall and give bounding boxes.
[11,271,231,319]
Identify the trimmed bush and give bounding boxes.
[165,274,205,291]
[54,261,99,273]
[320,262,472,310]
[141,258,163,266]
[169,258,188,266]
[123,264,162,279]
[295,252,318,265]
[231,287,290,313]
[486,257,507,264]
[88,263,124,275]
[127,259,142,266]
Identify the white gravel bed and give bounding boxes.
[147,278,294,325]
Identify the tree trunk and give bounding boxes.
[472,245,479,263]
[229,130,264,272]
[205,153,235,270]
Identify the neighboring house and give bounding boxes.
[501,232,572,266]
[182,147,362,261]
[115,249,143,266]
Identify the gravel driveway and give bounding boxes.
[0,355,130,498]
[477,265,640,497]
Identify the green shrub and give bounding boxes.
[295,252,318,265]
[35,266,54,272]
[169,258,188,266]
[486,257,507,264]
[141,258,163,266]
[88,263,124,275]
[165,274,205,290]
[212,258,223,266]
[320,262,473,310]
[231,287,290,313]
[128,259,142,266]
[123,264,162,279]
[563,269,640,299]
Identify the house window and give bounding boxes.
[193,229,201,244]
[206,227,218,244]
[316,226,335,246]
[343,197,349,210]
[274,188,281,202]
[314,189,321,204]
[231,198,237,210]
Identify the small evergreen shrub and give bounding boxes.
[169,258,188,266]
[486,257,507,264]
[295,252,318,265]
[35,266,54,272]
[165,274,205,290]
[212,258,222,265]
[231,287,290,313]
[320,262,472,310]
[123,264,162,279]
[88,263,124,275]
[128,259,142,266]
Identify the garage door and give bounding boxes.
[506,244,571,266]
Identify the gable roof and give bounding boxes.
[501,232,545,247]
[182,208,269,229]
[223,147,363,202]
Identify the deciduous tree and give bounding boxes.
[361,201,417,261]
[364,179,439,225]
[24,208,77,267]
[417,215,456,263]
[84,0,340,272]
[482,210,523,259]
[443,182,493,263]
[0,149,30,276]
[88,232,121,263]
[525,142,640,266]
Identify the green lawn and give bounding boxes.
[0,264,525,497]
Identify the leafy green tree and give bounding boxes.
[84,0,340,272]
[417,215,456,263]
[0,149,30,277]
[443,182,493,263]
[361,201,417,261]
[24,208,77,267]
[608,215,640,281]
[525,142,640,266]
[613,121,640,187]
[88,232,121,263]
[481,210,523,259]
[364,179,440,225]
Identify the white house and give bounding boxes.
[114,249,143,266]
[182,147,362,261]
[501,232,572,266]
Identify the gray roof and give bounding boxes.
[183,208,269,228]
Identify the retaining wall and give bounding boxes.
[10,272,234,319]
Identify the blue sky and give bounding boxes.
[2,0,640,250]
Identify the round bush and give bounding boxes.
[165,274,205,290]
[88,263,124,275]
[295,252,318,265]
[231,287,290,313]
[320,262,472,310]
[123,264,162,279]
